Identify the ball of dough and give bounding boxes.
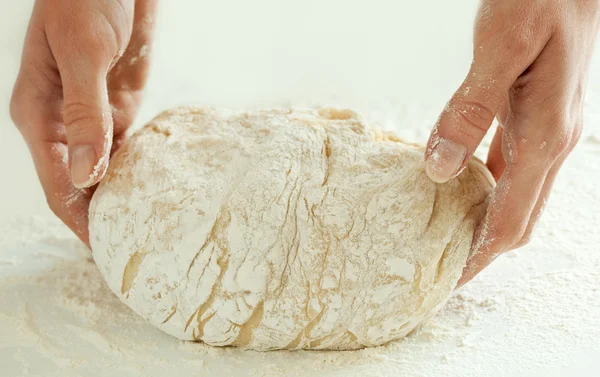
[89,107,493,351]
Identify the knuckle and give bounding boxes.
[569,122,584,152]
[546,112,580,158]
[514,231,534,249]
[62,101,99,130]
[9,93,24,129]
[450,99,495,136]
[76,32,116,62]
[495,221,528,251]
[9,83,30,130]
[516,110,583,162]
[548,137,570,161]
[57,20,122,65]
[84,4,132,58]
[500,6,539,59]
[509,78,537,105]
[502,32,533,59]
[506,231,526,250]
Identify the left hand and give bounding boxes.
[10,0,157,245]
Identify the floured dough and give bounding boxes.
[89,107,494,351]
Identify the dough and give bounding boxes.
[89,107,494,351]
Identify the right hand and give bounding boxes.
[423,0,599,286]
[10,0,157,245]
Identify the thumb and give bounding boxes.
[60,56,113,189]
[424,69,508,183]
[424,3,553,184]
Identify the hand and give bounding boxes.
[10,0,157,245]
[424,0,600,286]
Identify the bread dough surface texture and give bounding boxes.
[89,107,494,350]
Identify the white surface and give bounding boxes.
[1,1,599,376]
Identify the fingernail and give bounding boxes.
[70,145,97,188]
[425,138,467,183]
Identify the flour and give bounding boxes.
[586,134,600,144]
[0,256,17,266]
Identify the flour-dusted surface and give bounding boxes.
[1,0,599,376]
[89,107,492,350]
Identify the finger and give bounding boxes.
[109,0,158,135]
[458,147,549,286]
[56,41,115,188]
[424,71,505,183]
[109,0,157,90]
[512,125,581,248]
[46,2,134,189]
[486,126,505,181]
[459,58,576,286]
[461,140,571,285]
[496,99,509,128]
[60,67,113,189]
[424,7,552,183]
[510,163,558,249]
